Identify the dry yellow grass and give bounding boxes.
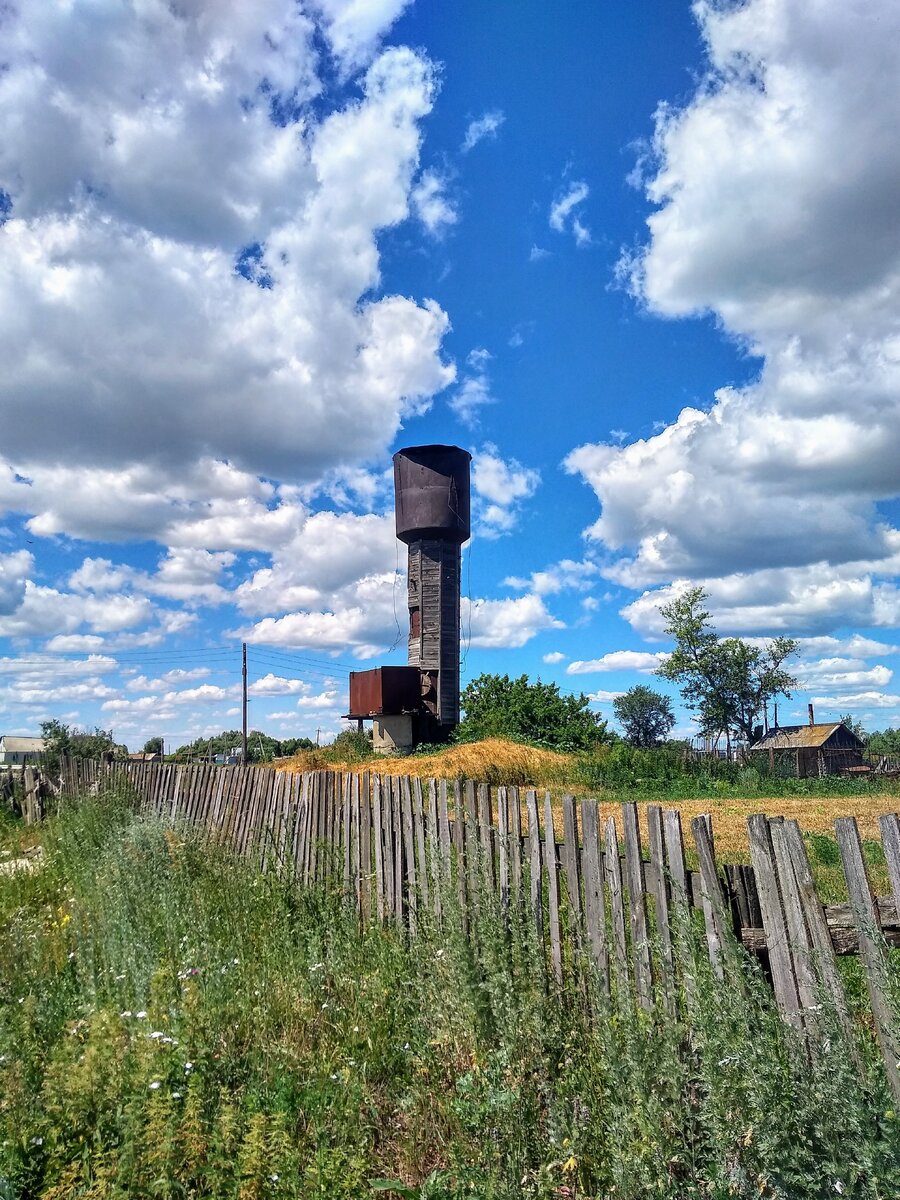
[276,737,572,788]
[590,795,898,861]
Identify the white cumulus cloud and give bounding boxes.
[0,3,454,543]
[567,0,900,636]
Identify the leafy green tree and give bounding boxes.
[458,673,613,751]
[173,729,316,763]
[613,685,676,748]
[142,736,164,756]
[838,714,868,742]
[173,730,243,762]
[280,736,316,756]
[41,720,125,769]
[656,587,798,747]
[865,727,900,755]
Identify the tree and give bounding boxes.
[613,686,676,748]
[838,714,868,742]
[143,736,164,756]
[172,729,315,763]
[656,587,798,748]
[40,720,125,770]
[864,726,900,756]
[280,736,316,756]
[458,673,613,751]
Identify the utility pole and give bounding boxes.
[242,642,248,766]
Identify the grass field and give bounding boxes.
[3,793,900,1198]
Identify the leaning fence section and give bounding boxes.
[62,757,900,1101]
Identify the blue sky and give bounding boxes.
[2,0,900,751]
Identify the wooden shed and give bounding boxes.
[749,721,866,778]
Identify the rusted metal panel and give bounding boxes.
[348,667,422,718]
[393,444,472,545]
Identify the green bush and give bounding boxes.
[457,673,614,751]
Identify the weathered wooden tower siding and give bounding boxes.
[406,539,462,725]
[394,445,471,737]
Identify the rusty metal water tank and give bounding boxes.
[393,445,471,545]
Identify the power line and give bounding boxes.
[244,646,359,672]
[248,653,345,677]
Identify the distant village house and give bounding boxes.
[0,735,46,769]
[749,707,865,778]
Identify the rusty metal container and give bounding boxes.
[348,666,422,718]
[393,444,471,545]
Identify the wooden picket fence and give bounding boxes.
[1,764,48,824]
[63,757,900,1100]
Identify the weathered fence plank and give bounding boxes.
[782,819,859,1059]
[835,816,900,1102]
[747,813,803,1029]
[647,805,674,1010]
[497,785,510,918]
[580,799,608,991]
[769,818,819,1015]
[544,792,562,985]
[691,814,728,983]
[507,786,523,905]
[413,777,429,915]
[604,816,630,999]
[401,775,418,937]
[622,803,653,1009]
[372,774,386,922]
[880,812,900,919]
[561,795,582,963]
[525,789,544,956]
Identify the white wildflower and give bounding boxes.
[136,1010,147,1020]
[30,1136,43,1146]
[149,1081,161,1090]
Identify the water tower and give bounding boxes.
[347,444,471,752]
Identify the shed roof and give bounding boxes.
[750,723,864,751]
[0,736,46,753]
